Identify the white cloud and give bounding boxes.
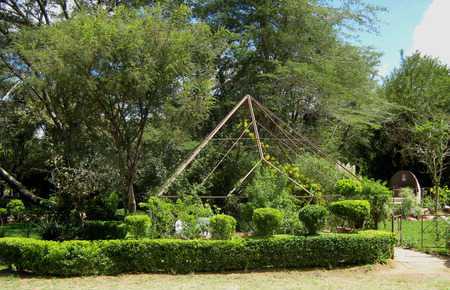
[411,0,450,65]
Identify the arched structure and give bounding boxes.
[389,170,422,203]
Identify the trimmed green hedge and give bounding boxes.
[0,231,395,276]
[329,200,370,229]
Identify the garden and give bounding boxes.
[0,0,449,287]
[0,169,398,276]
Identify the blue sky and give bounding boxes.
[353,0,450,77]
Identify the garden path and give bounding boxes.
[392,247,449,275]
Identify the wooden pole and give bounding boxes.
[157,95,250,196]
[247,97,264,160]
[228,159,262,195]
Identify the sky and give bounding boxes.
[354,0,450,78]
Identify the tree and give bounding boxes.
[413,118,450,211]
[15,6,227,212]
[361,52,450,180]
[190,0,383,130]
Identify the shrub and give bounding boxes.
[0,231,395,276]
[329,200,370,229]
[6,199,25,221]
[294,153,346,194]
[140,197,176,237]
[335,178,362,196]
[139,196,213,238]
[79,221,126,240]
[86,191,120,220]
[298,205,328,235]
[124,215,151,239]
[209,214,236,240]
[243,168,303,234]
[361,179,392,229]
[398,188,421,218]
[252,208,283,236]
[38,218,66,241]
[0,208,7,225]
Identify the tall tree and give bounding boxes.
[190,0,382,131]
[14,6,227,211]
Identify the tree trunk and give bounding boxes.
[125,163,137,213]
[127,178,137,213]
[0,166,43,203]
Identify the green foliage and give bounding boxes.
[413,118,450,210]
[244,167,302,234]
[298,205,328,235]
[385,52,450,117]
[124,215,152,239]
[0,208,7,220]
[335,178,363,196]
[79,221,126,240]
[6,199,25,221]
[140,196,213,238]
[38,218,66,241]
[141,197,176,237]
[398,188,421,218]
[86,192,120,221]
[361,179,392,228]
[329,200,370,229]
[209,214,237,240]
[252,208,283,237]
[0,231,395,275]
[15,5,228,212]
[51,157,121,224]
[379,52,450,185]
[293,153,346,195]
[431,186,450,206]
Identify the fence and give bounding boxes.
[386,214,449,255]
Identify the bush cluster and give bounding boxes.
[329,200,370,229]
[252,208,283,236]
[335,179,362,196]
[335,178,392,228]
[0,231,395,276]
[298,205,328,235]
[209,214,236,240]
[79,221,126,240]
[124,215,152,239]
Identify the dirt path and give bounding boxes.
[0,248,449,290]
[392,248,449,274]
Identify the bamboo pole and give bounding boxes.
[157,95,250,196]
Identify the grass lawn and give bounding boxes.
[0,224,41,239]
[380,219,449,255]
[0,263,449,290]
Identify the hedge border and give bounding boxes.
[0,230,395,276]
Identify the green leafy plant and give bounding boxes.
[398,188,421,218]
[361,179,392,229]
[298,205,328,235]
[0,208,7,225]
[209,214,237,240]
[329,200,370,229]
[140,197,176,237]
[6,199,25,222]
[124,215,152,239]
[252,208,283,236]
[335,178,362,196]
[244,168,302,234]
[80,221,126,240]
[140,196,213,239]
